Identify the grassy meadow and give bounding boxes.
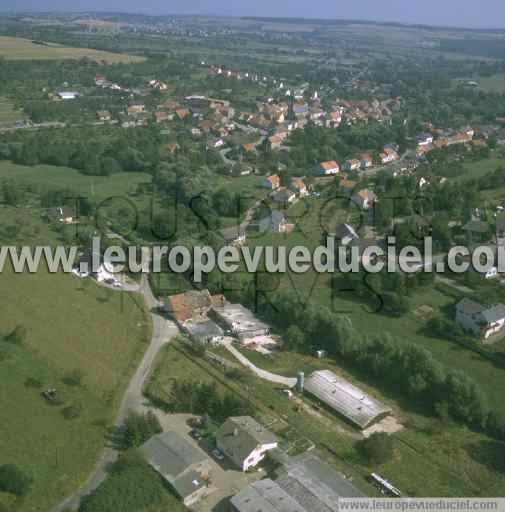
[148,341,505,497]
[0,209,151,511]
[0,36,144,63]
[0,97,25,124]
[0,161,152,203]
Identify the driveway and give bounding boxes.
[52,275,179,512]
[154,414,263,512]
[223,341,297,388]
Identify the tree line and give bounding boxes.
[255,288,505,440]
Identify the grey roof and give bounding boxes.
[183,319,224,339]
[216,416,277,467]
[212,303,270,337]
[220,225,246,243]
[257,210,286,233]
[334,223,359,241]
[140,431,209,497]
[304,370,391,429]
[231,479,306,512]
[496,215,505,233]
[463,220,490,234]
[272,187,296,203]
[276,453,365,512]
[456,298,485,316]
[172,469,207,499]
[482,304,505,324]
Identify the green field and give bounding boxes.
[0,36,144,63]
[0,97,25,124]
[0,211,151,511]
[478,74,505,93]
[0,161,152,202]
[148,341,505,497]
[461,156,505,181]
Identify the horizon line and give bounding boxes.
[0,9,505,32]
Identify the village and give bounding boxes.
[4,12,505,512]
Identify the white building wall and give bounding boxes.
[242,442,278,472]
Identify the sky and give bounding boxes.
[3,0,505,29]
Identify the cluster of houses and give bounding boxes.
[165,289,272,346]
[140,415,364,508]
[314,146,400,177]
[261,174,308,207]
[207,63,401,129]
[415,127,482,157]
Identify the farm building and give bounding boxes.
[230,479,305,512]
[231,452,365,512]
[211,303,270,341]
[140,431,212,506]
[455,298,505,342]
[275,453,365,509]
[216,416,278,471]
[303,370,391,429]
[182,319,224,345]
[166,290,213,323]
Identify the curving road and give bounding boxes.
[52,275,179,512]
[223,340,297,388]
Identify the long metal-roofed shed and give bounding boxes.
[230,478,306,512]
[304,370,391,429]
[275,453,365,512]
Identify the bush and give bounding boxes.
[24,377,43,388]
[62,402,82,420]
[122,411,162,449]
[3,325,27,345]
[0,464,32,496]
[357,433,394,464]
[62,369,85,387]
[79,451,177,512]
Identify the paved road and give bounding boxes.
[53,275,179,512]
[223,341,297,388]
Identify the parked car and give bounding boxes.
[190,429,203,441]
[212,448,225,460]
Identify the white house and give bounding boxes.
[272,187,297,206]
[416,133,434,146]
[456,298,505,342]
[360,154,373,169]
[343,159,361,172]
[215,416,278,471]
[290,177,308,197]
[317,161,340,175]
[351,189,377,210]
[379,147,399,164]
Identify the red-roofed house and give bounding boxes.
[317,161,340,176]
[352,189,377,210]
[290,177,308,197]
[262,175,280,190]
